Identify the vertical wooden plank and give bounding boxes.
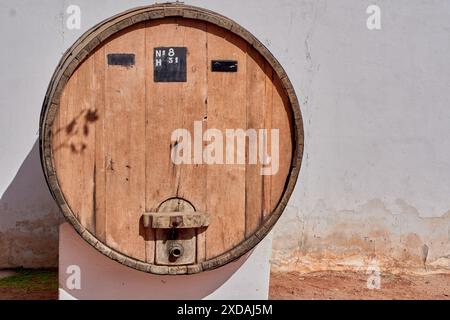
[78,63,92,226]
[52,48,106,240]
[145,18,183,211]
[145,19,183,263]
[54,72,81,221]
[176,19,208,263]
[245,49,266,237]
[205,24,247,259]
[52,106,61,194]
[53,59,99,233]
[262,64,274,218]
[93,47,107,242]
[145,19,184,263]
[52,80,65,213]
[145,19,208,263]
[77,50,105,234]
[104,24,146,260]
[270,77,293,211]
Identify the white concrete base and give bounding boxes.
[59,223,272,300]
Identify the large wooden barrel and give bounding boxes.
[39,4,303,274]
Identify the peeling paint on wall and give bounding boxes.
[0,213,60,268]
[0,141,62,268]
[271,203,450,274]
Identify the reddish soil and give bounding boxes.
[0,288,57,300]
[269,271,450,300]
[1,269,449,300]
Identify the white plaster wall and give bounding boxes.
[1,0,449,271]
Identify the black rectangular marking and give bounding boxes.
[211,60,238,72]
[107,54,135,66]
[154,47,187,82]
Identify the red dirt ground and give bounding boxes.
[1,269,449,300]
[269,271,450,300]
[0,288,57,300]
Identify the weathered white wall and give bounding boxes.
[1,0,449,272]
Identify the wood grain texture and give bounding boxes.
[245,49,267,237]
[270,77,294,211]
[176,19,208,263]
[50,16,295,269]
[205,24,247,259]
[93,46,107,242]
[53,71,80,221]
[103,23,146,260]
[145,19,208,263]
[262,62,274,218]
[53,50,104,234]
